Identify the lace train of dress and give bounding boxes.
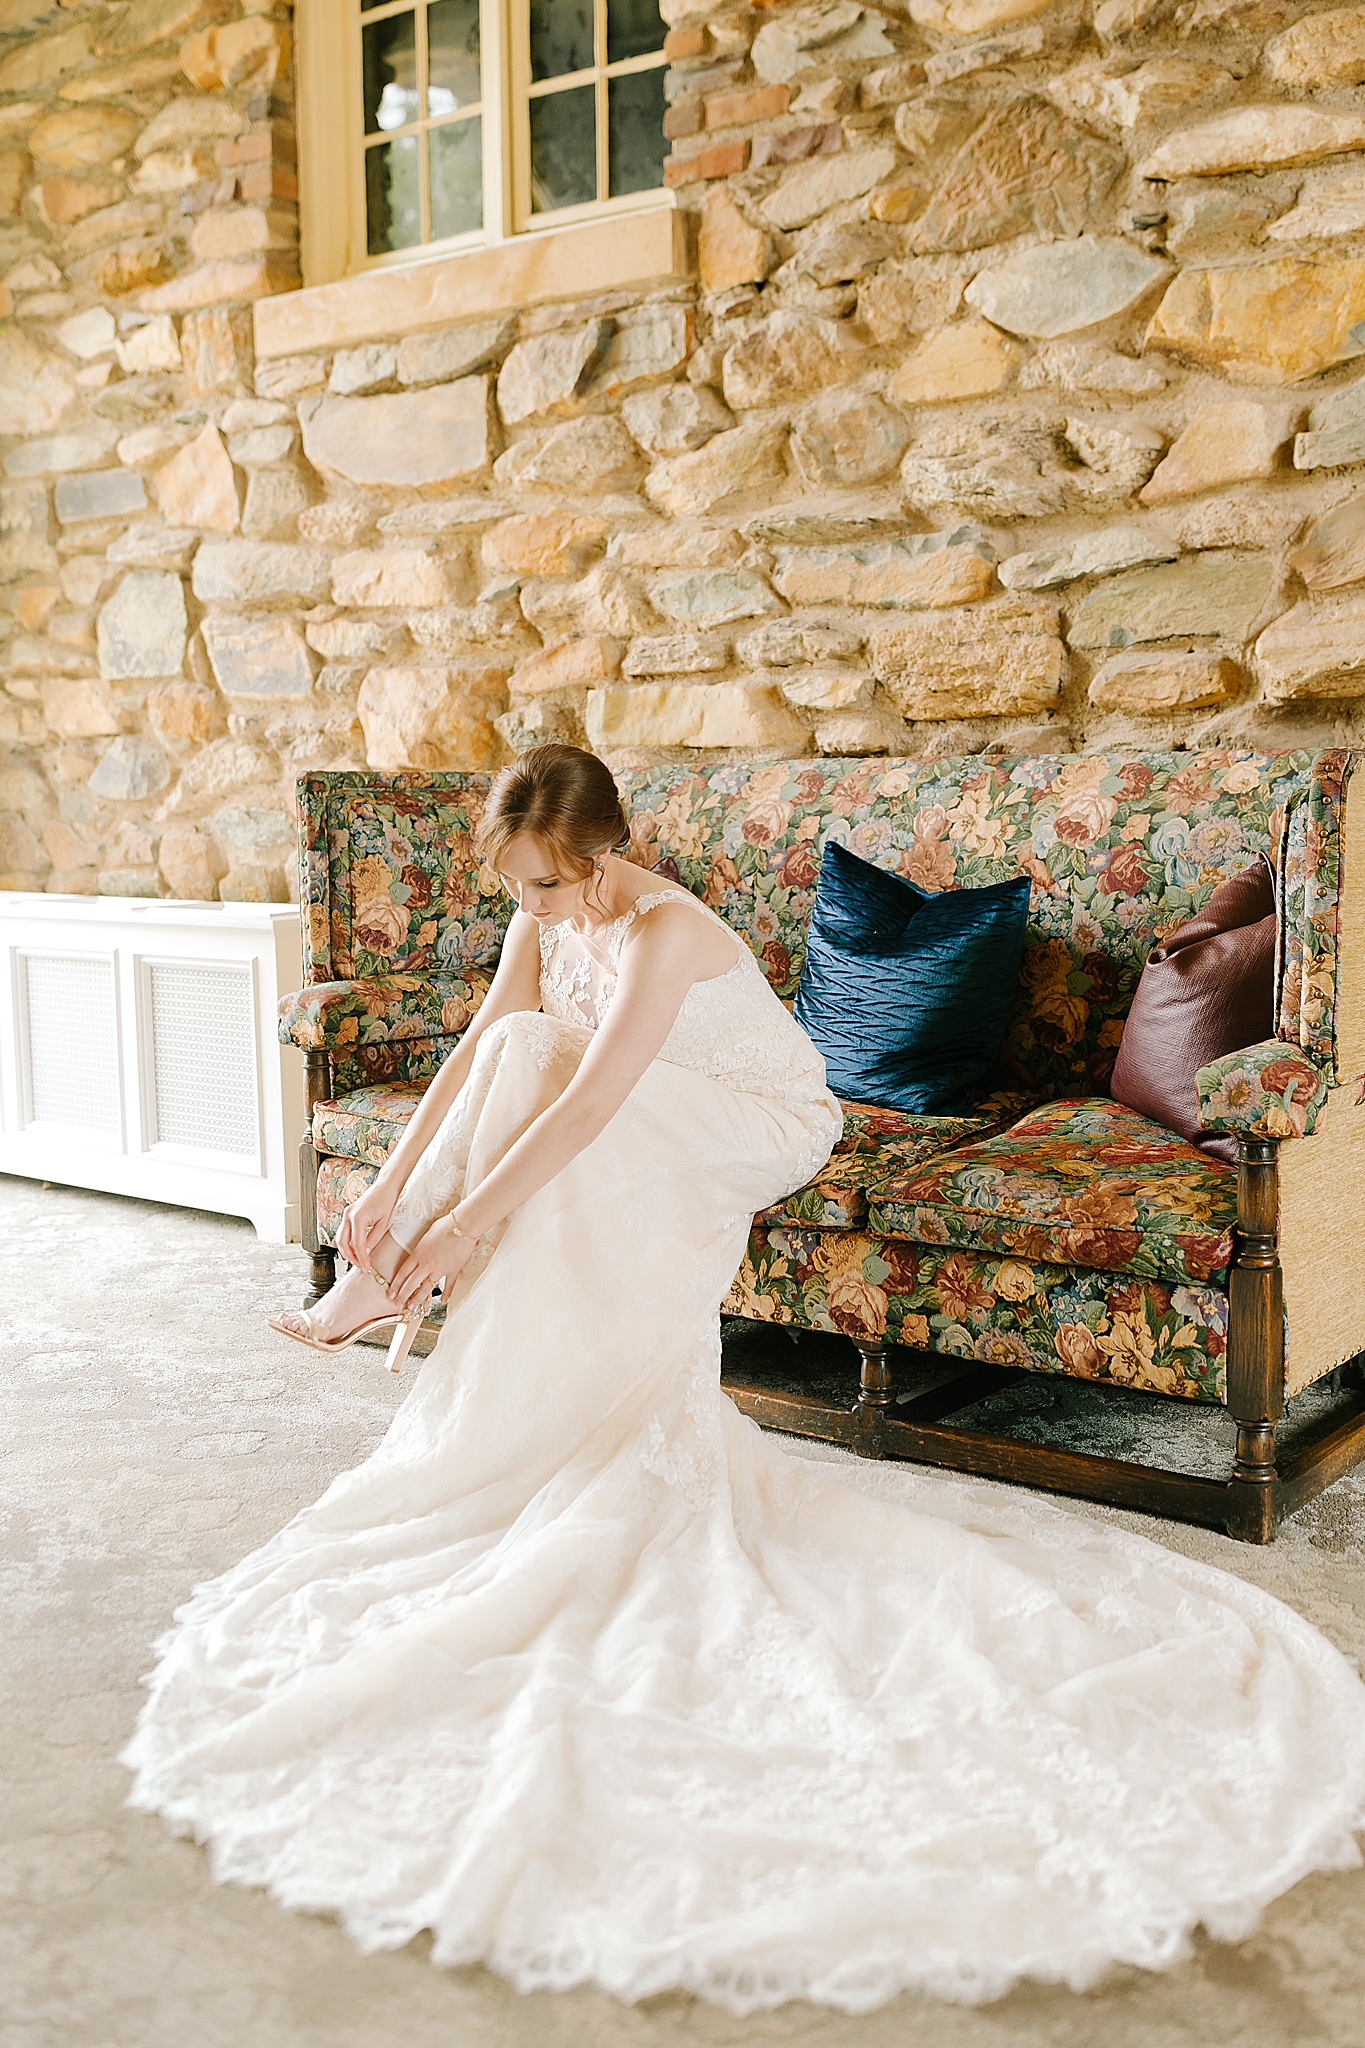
[122,899,1365,2014]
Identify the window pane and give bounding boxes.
[530,0,593,82]
[363,11,418,135]
[530,83,596,210]
[365,134,421,252]
[608,67,666,196]
[607,0,664,65]
[428,0,480,116]
[430,115,482,237]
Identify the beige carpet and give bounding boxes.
[4,1173,1364,2048]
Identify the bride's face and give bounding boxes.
[497,832,597,925]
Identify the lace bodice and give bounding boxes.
[538,887,840,1121]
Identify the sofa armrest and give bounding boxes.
[278,969,493,1052]
[1196,1040,1332,1141]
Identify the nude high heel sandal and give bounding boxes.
[268,1299,430,1372]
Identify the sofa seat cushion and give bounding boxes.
[313,1083,424,1164]
[759,1091,1039,1229]
[866,1099,1237,1287]
[726,1226,1229,1401]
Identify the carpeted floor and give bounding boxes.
[4,1172,1364,2048]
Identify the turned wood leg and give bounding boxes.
[855,1344,895,1457]
[301,1047,336,1307]
[1226,1135,1284,1544]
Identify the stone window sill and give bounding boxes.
[253,207,693,362]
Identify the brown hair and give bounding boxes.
[475,745,629,902]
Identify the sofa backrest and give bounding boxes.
[617,749,1316,1098]
[296,747,1345,1101]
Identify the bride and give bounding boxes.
[123,744,1365,2013]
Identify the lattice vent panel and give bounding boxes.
[148,963,258,1157]
[23,954,120,1133]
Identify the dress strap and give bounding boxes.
[608,888,742,972]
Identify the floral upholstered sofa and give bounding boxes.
[279,748,1365,1542]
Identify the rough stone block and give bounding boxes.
[306,617,409,661]
[0,330,77,437]
[583,308,693,399]
[1288,498,1365,590]
[737,618,862,666]
[252,352,327,401]
[494,415,645,495]
[510,637,622,696]
[753,4,896,84]
[869,600,1066,719]
[241,464,311,540]
[181,305,253,397]
[1068,556,1275,649]
[999,526,1179,591]
[1140,105,1365,181]
[158,824,226,898]
[751,121,842,169]
[331,550,453,609]
[95,0,233,60]
[912,0,1055,28]
[1145,256,1365,384]
[227,424,297,465]
[1087,650,1242,711]
[191,540,331,607]
[147,679,220,740]
[774,529,996,609]
[56,307,117,360]
[777,668,872,711]
[760,145,899,231]
[358,664,506,770]
[1018,342,1166,397]
[623,634,730,675]
[328,343,397,396]
[1256,594,1365,699]
[912,95,1122,255]
[646,419,787,516]
[1268,6,1365,87]
[650,568,781,627]
[483,513,608,578]
[89,733,170,800]
[6,427,120,478]
[108,522,198,570]
[586,680,809,750]
[117,314,181,376]
[699,186,772,293]
[889,320,1022,404]
[521,562,657,639]
[620,385,732,459]
[30,106,139,169]
[180,19,291,89]
[0,481,54,578]
[42,676,121,738]
[201,612,314,696]
[301,380,497,489]
[397,316,517,387]
[155,422,240,532]
[1140,401,1299,502]
[722,310,861,411]
[790,389,910,488]
[210,802,293,851]
[963,237,1172,340]
[97,570,186,678]
[497,320,611,424]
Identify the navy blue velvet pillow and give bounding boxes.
[793,841,1031,1115]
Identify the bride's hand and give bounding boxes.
[337,1176,399,1273]
[386,1216,476,1315]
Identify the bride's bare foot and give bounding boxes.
[272,1260,401,1347]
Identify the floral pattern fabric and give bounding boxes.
[762,1092,1038,1229]
[295,770,506,984]
[725,1227,1230,1403]
[313,1083,423,1165]
[1282,749,1351,1076]
[279,970,492,1053]
[867,1100,1237,1288]
[1196,1042,1331,1142]
[617,749,1315,1101]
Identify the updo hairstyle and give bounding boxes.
[475,745,630,905]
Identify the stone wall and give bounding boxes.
[5,0,1365,900]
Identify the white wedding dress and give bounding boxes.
[123,888,1365,2013]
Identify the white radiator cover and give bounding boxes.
[0,896,305,1242]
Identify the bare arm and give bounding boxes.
[386,905,729,1305]
[335,908,541,1270]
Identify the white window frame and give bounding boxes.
[297,0,672,291]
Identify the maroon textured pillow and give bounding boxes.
[1110,855,1276,1164]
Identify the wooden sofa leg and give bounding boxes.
[1226,1136,1285,1544]
[855,1345,895,1457]
[301,1048,336,1307]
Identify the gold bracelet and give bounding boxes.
[450,1218,480,1245]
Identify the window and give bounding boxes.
[304,0,672,280]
